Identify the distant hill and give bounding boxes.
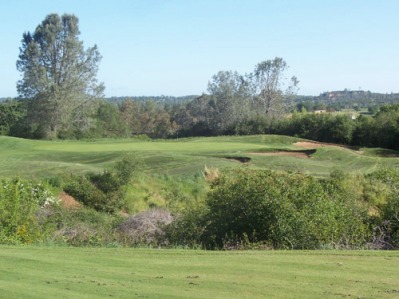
[292,90,399,110]
[3,90,399,109]
[106,95,199,104]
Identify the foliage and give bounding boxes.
[176,168,369,249]
[16,13,104,139]
[113,152,143,186]
[0,99,27,136]
[165,199,208,248]
[63,175,117,213]
[0,177,57,244]
[206,71,251,134]
[251,57,298,119]
[64,153,143,213]
[47,206,121,247]
[366,168,399,248]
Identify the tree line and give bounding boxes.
[2,94,399,150]
[1,13,398,151]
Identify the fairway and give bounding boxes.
[1,135,398,178]
[0,246,398,299]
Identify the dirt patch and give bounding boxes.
[58,192,80,209]
[250,150,316,159]
[294,141,329,148]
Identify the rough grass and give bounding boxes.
[0,246,398,299]
[1,135,398,179]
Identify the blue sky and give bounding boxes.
[1,0,398,97]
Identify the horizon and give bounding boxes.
[1,0,399,97]
[2,88,399,100]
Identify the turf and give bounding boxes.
[0,246,398,299]
[1,135,398,178]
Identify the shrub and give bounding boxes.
[117,209,173,246]
[164,200,208,248]
[199,169,369,249]
[366,168,399,248]
[48,206,121,247]
[65,176,105,210]
[63,154,144,213]
[0,177,57,244]
[113,152,143,186]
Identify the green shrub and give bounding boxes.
[0,177,57,244]
[64,154,143,214]
[46,206,122,247]
[198,169,369,249]
[113,152,143,186]
[367,168,399,248]
[64,175,123,214]
[89,171,120,194]
[165,200,208,248]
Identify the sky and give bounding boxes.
[1,0,399,97]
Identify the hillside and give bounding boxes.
[293,89,399,110]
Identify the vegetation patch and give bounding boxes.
[117,209,173,246]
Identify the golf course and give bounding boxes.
[1,246,399,298]
[1,134,399,298]
[1,134,397,178]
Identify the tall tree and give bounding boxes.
[207,71,251,134]
[251,57,298,119]
[16,14,104,139]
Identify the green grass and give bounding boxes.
[1,135,398,178]
[0,246,398,299]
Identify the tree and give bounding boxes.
[0,99,27,135]
[207,71,251,134]
[251,57,298,119]
[16,14,104,139]
[95,101,127,138]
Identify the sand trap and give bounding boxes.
[293,141,328,148]
[250,151,311,158]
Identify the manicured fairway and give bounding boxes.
[0,246,398,298]
[1,135,398,178]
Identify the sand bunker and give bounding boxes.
[249,150,315,159]
[293,141,328,148]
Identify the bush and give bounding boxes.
[366,168,399,248]
[0,177,57,244]
[114,152,143,185]
[117,209,173,246]
[165,200,208,248]
[197,169,369,249]
[64,175,123,214]
[64,153,143,213]
[47,206,121,247]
